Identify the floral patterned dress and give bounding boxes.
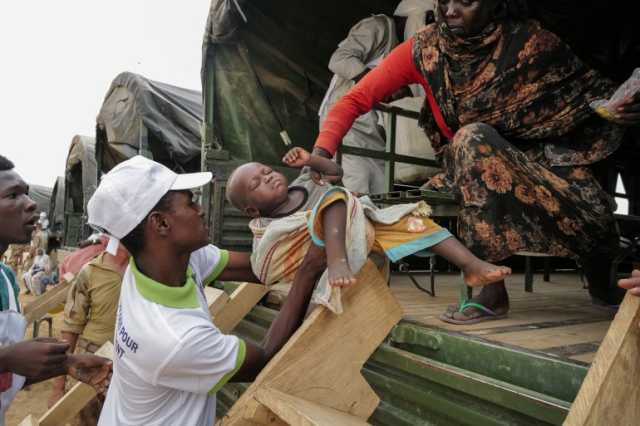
[413,19,626,262]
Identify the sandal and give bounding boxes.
[439,301,508,325]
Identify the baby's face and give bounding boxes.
[235,163,289,216]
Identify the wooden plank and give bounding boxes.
[35,342,113,426]
[256,387,370,426]
[564,294,640,425]
[205,287,230,317]
[214,283,268,334]
[569,353,597,364]
[17,414,39,426]
[22,280,71,323]
[486,322,611,350]
[219,261,403,425]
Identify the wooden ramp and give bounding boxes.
[218,261,403,426]
[564,294,640,425]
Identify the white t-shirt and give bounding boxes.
[98,245,246,426]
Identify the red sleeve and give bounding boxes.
[315,38,427,156]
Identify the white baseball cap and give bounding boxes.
[88,155,212,254]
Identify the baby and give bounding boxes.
[227,147,511,288]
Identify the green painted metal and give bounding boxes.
[370,345,569,425]
[365,365,550,426]
[215,304,585,425]
[390,323,588,403]
[385,112,397,193]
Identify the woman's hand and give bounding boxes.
[613,92,640,126]
[307,147,342,186]
[283,147,311,168]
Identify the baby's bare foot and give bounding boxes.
[463,260,511,287]
[328,259,357,287]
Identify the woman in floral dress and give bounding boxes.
[311,0,640,324]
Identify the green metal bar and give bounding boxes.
[369,189,456,204]
[340,145,440,169]
[390,323,588,403]
[374,102,421,120]
[370,401,441,426]
[385,112,397,193]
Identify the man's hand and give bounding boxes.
[66,354,112,395]
[299,243,327,277]
[0,338,69,378]
[283,147,311,168]
[618,269,640,296]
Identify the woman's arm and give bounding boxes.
[315,38,427,157]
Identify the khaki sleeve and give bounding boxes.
[61,267,91,335]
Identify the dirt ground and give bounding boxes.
[5,289,69,426]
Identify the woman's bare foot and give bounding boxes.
[328,258,357,287]
[463,259,511,287]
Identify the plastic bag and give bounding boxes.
[591,68,640,120]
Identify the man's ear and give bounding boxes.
[148,211,171,236]
[245,206,260,218]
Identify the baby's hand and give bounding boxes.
[283,147,311,168]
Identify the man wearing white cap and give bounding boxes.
[91,156,326,425]
[317,0,435,195]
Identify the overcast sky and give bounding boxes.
[0,0,210,187]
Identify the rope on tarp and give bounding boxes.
[232,0,247,23]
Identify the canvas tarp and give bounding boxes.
[65,135,97,215]
[48,176,65,233]
[28,184,52,215]
[96,72,203,173]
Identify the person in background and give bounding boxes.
[318,1,436,195]
[24,248,52,295]
[48,243,129,425]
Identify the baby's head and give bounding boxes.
[227,162,290,218]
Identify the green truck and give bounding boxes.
[201,1,639,424]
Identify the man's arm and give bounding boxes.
[232,244,326,381]
[216,251,260,283]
